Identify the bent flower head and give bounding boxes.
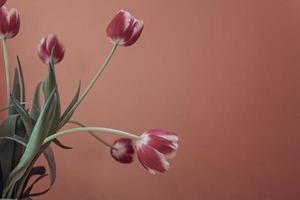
[106,10,144,46]
[136,129,179,174]
[111,138,135,163]
[0,6,20,39]
[38,34,65,65]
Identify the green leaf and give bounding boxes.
[15,146,47,198]
[17,56,26,103]
[42,62,61,135]
[21,166,47,198]
[10,96,34,137]
[22,146,57,197]
[3,89,58,198]
[10,68,21,115]
[59,81,81,128]
[24,174,48,197]
[30,82,42,121]
[12,118,27,169]
[12,165,45,198]
[0,115,18,188]
[52,138,72,150]
[23,147,56,198]
[0,135,27,147]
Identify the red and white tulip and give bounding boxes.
[0,6,20,39]
[111,138,135,164]
[106,10,144,47]
[38,34,65,65]
[0,0,7,7]
[136,129,179,174]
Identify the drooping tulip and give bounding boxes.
[0,0,7,7]
[38,34,65,65]
[136,129,179,174]
[106,10,144,47]
[111,138,135,163]
[0,6,20,39]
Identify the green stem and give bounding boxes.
[68,121,114,149]
[2,39,11,108]
[59,44,118,128]
[44,127,139,144]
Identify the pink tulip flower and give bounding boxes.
[38,34,65,65]
[136,129,179,174]
[0,7,20,39]
[111,138,135,164]
[106,10,144,46]
[0,0,7,7]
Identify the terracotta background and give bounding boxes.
[1,0,300,199]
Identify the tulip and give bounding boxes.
[38,34,65,65]
[106,10,144,47]
[0,7,20,39]
[111,138,135,163]
[0,0,7,7]
[136,129,179,174]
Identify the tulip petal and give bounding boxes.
[0,0,6,7]
[111,138,134,164]
[107,10,143,46]
[0,7,20,39]
[124,20,144,46]
[147,134,178,155]
[7,9,20,38]
[137,144,170,174]
[38,34,65,65]
[0,7,9,38]
[147,129,179,142]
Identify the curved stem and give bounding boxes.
[44,127,139,144]
[68,121,114,149]
[59,44,118,128]
[2,39,11,108]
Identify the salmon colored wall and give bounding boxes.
[1,0,300,199]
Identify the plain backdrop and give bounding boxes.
[1,0,300,199]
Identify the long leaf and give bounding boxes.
[43,62,61,135]
[3,89,58,198]
[24,174,48,197]
[12,118,27,169]
[17,56,26,103]
[10,96,33,137]
[23,146,57,197]
[52,138,72,150]
[10,68,21,115]
[0,115,18,191]
[16,145,48,198]
[30,82,42,121]
[18,165,46,198]
[21,166,47,198]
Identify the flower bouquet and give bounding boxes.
[0,0,179,199]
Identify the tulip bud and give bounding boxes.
[111,138,135,163]
[136,129,179,174]
[0,0,7,7]
[0,7,20,39]
[38,34,65,65]
[106,10,144,47]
